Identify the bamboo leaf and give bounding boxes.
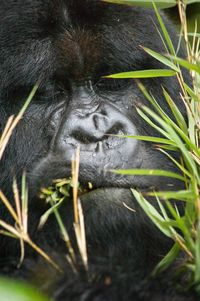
[153,3,176,55]
[195,221,200,283]
[105,69,176,78]
[153,243,180,275]
[142,47,180,71]
[102,0,177,9]
[132,189,173,237]
[167,56,200,73]
[147,190,194,201]
[163,89,188,133]
[111,169,184,180]
[184,83,200,102]
[38,198,64,229]
[141,106,199,178]
[112,134,175,145]
[0,277,50,301]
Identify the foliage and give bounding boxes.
[103,0,200,9]
[109,0,200,293]
[0,278,49,301]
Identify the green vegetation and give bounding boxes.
[108,0,200,293]
[0,277,49,301]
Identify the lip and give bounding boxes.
[79,187,133,202]
[79,185,153,199]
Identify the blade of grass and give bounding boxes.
[142,47,180,72]
[102,0,176,9]
[105,69,176,78]
[163,88,188,133]
[153,242,180,275]
[111,168,185,180]
[132,189,173,237]
[153,3,176,56]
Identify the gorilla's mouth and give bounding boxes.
[31,153,182,203]
[39,178,138,218]
[39,176,152,207]
[40,177,95,200]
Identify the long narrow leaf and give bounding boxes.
[105,69,176,78]
[153,243,180,275]
[111,169,184,180]
[113,134,176,145]
[102,0,177,9]
[147,190,194,201]
[142,47,180,72]
[141,106,199,178]
[153,3,176,56]
[163,89,188,133]
[132,189,173,237]
[167,55,200,73]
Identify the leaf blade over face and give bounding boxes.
[102,0,177,9]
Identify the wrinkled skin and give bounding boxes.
[0,1,197,300]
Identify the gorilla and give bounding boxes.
[0,1,197,300]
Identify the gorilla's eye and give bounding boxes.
[94,78,131,92]
[37,81,69,103]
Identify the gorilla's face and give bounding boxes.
[0,1,185,259]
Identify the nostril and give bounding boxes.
[93,115,99,130]
[71,129,97,144]
[92,113,109,130]
[71,123,125,145]
[105,123,124,135]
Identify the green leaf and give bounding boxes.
[187,33,200,38]
[136,106,198,163]
[132,189,173,237]
[102,0,177,9]
[142,47,180,72]
[0,278,49,301]
[105,69,176,78]
[147,190,194,201]
[136,108,170,139]
[111,169,185,180]
[167,55,200,73]
[195,221,200,283]
[158,148,192,179]
[163,89,188,133]
[184,83,200,102]
[19,83,40,116]
[153,3,176,56]
[38,198,64,229]
[140,106,199,179]
[112,134,175,145]
[153,242,180,275]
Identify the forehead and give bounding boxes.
[0,1,159,87]
[0,1,148,41]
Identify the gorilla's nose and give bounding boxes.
[70,109,124,144]
[53,102,136,153]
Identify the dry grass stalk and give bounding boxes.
[0,83,39,160]
[0,83,61,269]
[71,147,88,270]
[0,181,61,272]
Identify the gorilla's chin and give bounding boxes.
[80,187,133,205]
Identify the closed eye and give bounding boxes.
[94,77,131,92]
[37,79,70,103]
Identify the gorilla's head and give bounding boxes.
[0,0,187,286]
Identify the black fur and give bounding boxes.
[0,1,197,300]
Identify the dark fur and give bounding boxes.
[0,1,197,300]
